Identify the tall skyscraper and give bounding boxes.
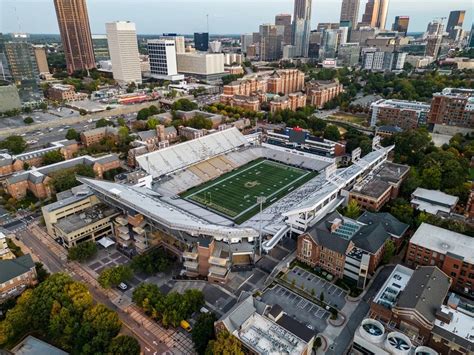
[194,32,209,51]
[361,0,389,29]
[260,24,282,61]
[292,0,312,57]
[340,0,360,29]
[240,34,254,53]
[425,35,442,58]
[275,14,292,45]
[33,46,49,74]
[392,16,410,35]
[106,21,142,85]
[425,19,444,37]
[53,0,95,74]
[4,34,39,82]
[161,34,185,54]
[147,39,184,81]
[446,10,466,39]
[469,23,474,48]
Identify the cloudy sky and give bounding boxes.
[1,0,472,35]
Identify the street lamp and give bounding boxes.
[256,196,266,255]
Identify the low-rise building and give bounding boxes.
[0,254,37,303]
[410,188,459,216]
[305,79,344,108]
[224,94,262,111]
[215,292,315,355]
[297,210,408,288]
[11,335,68,355]
[406,223,474,296]
[47,84,88,102]
[136,125,178,145]
[369,99,431,128]
[80,126,119,147]
[4,154,120,200]
[269,92,307,113]
[0,230,15,260]
[349,162,410,211]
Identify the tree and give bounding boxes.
[23,117,34,125]
[147,117,159,130]
[192,313,216,355]
[66,128,80,141]
[171,98,198,112]
[67,241,98,262]
[389,199,414,225]
[421,166,442,190]
[205,330,243,355]
[35,262,50,283]
[42,150,65,165]
[314,336,322,349]
[323,125,341,141]
[96,118,115,128]
[320,291,325,303]
[382,239,396,264]
[343,200,361,219]
[98,265,133,288]
[394,128,432,165]
[0,136,27,154]
[137,108,151,120]
[107,335,140,355]
[130,248,172,275]
[49,165,95,192]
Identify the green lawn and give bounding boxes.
[181,159,317,224]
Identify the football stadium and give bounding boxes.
[79,127,393,281]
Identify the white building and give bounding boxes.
[177,52,225,82]
[224,53,243,66]
[105,21,142,85]
[240,34,254,53]
[160,34,185,54]
[283,45,297,59]
[209,41,222,53]
[147,39,184,81]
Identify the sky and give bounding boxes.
[1,0,472,35]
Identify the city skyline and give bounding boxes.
[1,0,472,35]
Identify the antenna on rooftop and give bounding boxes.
[13,6,22,33]
[206,14,209,34]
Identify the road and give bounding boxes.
[18,223,194,354]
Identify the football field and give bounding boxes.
[181,159,317,224]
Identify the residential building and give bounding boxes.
[446,10,466,39]
[337,43,360,67]
[224,95,262,111]
[392,16,409,35]
[209,40,222,53]
[348,161,410,211]
[240,33,254,53]
[11,336,68,355]
[106,21,142,85]
[221,77,266,98]
[362,48,407,71]
[4,40,39,82]
[136,124,178,145]
[47,83,88,102]
[147,39,184,81]
[4,155,120,200]
[361,0,389,29]
[425,35,442,58]
[161,33,185,54]
[297,210,407,288]
[223,53,243,66]
[410,188,459,216]
[0,85,21,113]
[350,26,379,45]
[283,44,297,59]
[340,0,360,29]
[194,32,209,51]
[405,55,434,68]
[269,92,307,113]
[406,223,474,296]
[370,265,453,345]
[425,19,444,37]
[176,52,226,82]
[306,79,344,108]
[259,24,282,61]
[0,254,37,303]
[92,34,110,61]
[80,126,119,147]
[33,45,49,74]
[427,88,474,129]
[292,0,312,57]
[53,0,95,74]
[267,69,305,95]
[369,99,430,128]
[275,14,293,45]
[215,292,315,354]
[264,126,346,158]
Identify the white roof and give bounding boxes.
[136,127,248,177]
[97,237,115,248]
[412,188,458,207]
[410,223,474,264]
[434,305,474,344]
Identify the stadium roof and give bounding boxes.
[77,177,259,241]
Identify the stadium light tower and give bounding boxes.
[256,196,266,255]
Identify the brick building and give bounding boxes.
[266,69,305,95]
[269,92,307,113]
[222,94,262,111]
[306,79,344,108]
[349,162,410,211]
[369,99,431,129]
[406,223,474,296]
[0,254,37,303]
[80,126,119,147]
[47,84,88,102]
[428,88,474,129]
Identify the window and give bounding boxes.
[453,264,459,269]
[302,239,312,258]
[451,272,457,277]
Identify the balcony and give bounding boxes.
[208,265,228,276]
[184,260,199,271]
[209,256,229,268]
[115,216,128,226]
[133,226,146,235]
[134,233,147,243]
[183,251,198,260]
[135,239,148,251]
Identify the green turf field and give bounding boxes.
[181,159,317,224]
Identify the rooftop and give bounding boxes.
[410,223,474,264]
[373,264,414,309]
[0,254,35,284]
[433,305,474,351]
[54,204,117,234]
[12,335,68,355]
[411,188,459,213]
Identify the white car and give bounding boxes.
[118,282,128,290]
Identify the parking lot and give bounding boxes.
[87,248,130,275]
[262,284,329,333]
[286,266,347,310]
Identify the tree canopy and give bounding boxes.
[205,330,243,355]
[0,136,27,154]
[192,313,216,355]
[107,335,140,355]
[67,241,98,262]
[42,150,65,165]
[98,265,133,289]
[171,99,198,112]
[49,165,95,193]
[130,248,173,275]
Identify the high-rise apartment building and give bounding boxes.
[446,10,466,39]
[194,32,209,51]
[5,40,39,82]
[240,34,254,54]
[425,35,442,58]
[340,0,360,29]
[53,0,95,74]
[292,0,312,57]
[161,34,185,54]
[428,88,474,129]
[147,39,184,81]
[392,16,409,35]
[33,46,49,74]
[275,14,293,45]
[361,0,389,29]
[426,19,444,37]
[259,24,282,61]
[106,21,142,85]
